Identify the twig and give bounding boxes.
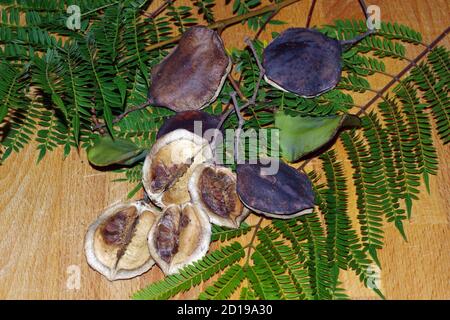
[93,98,152,131]
[254,9,279,40]
[299,158,311,172]
[213,37,265,143]
[356,25,450,116]
[245,217,264,266]
[143,0,175,20]
[357,0,369,21]
[146,0,301,51]
[245,38,265,105]
[90,108,100,131]
[80,2,119,17]
[340,29,376,47]
[227,74,246,100]
[305,0,317,28]
[230,92,245,162]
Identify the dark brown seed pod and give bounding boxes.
[236,159,315,218]
[263,28,343,97]
[189,163,249,228]
[156,111,222,141]
[84,201,160,281]
[149,26,231,112]
[148,203,211,275]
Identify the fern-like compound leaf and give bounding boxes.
[132,242,245,300]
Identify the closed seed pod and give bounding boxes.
[142,129,213,208]
[189,163,249,228]
[263,28,342,97]
[156,110,221,141]
[236,159,315,219]
[84,201,160,281]
[149,26,231,112]
[148,203,211,275]
[263,28,374,97]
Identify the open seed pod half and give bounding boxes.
[143,129,213,208]
[84,201,160,281]
[263,28,372,97]
[148,202,211,275]
[156,110,222,142]
[236,158,315,219]
[149,26,231,112]
[189,163,249,228]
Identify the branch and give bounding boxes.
[305,0,317,28]
[143,0,175,20]
[230,91,245,163]
[213,37,266,142]
[146,0,301,51]
[245,217,264,266]
[356,25,450,116]
[227,74,246,100]
[92,98,152,131]
[358,0,369,21]
[254,9,279,40]
[80,2,119,17]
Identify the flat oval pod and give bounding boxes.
[156,110,221,141]
[275,111,361,162]
[189,163,249,228]
[148,203,211,275]
[263,28,342,97]
[87,136,146,167]
[236,159,314,218]
[149,26,231,112]
[84,201,160,281]
[142,129,213,207]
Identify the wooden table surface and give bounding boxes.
[0,0,449,299]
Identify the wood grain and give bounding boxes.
[0,0,449,299]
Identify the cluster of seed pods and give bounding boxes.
[85,25,368,280]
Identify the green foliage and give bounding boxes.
[133,242,245,300]
[0,0,448,301]
[211,222,251,242]
[198,264,245,300]
[341,130,384,266]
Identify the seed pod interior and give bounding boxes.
[189,164,249,228]
[85,201,159,281]
[148,203,211,275]
[236,159,315,219]
[143,129,213,207]
[149,26,231,112]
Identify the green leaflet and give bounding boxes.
[87,136,146,167]
[275,111,361,162]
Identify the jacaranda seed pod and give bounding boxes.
[149,26,231,112]
[189,163,249,228]
[147,202,211,275]
[263,28,372,97]
[236,159,315,218]
[84,201,160,281]
[142,129,213,207]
